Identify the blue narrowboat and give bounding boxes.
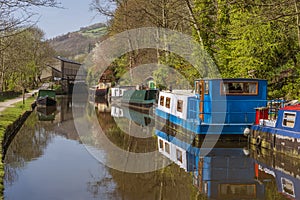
[250,104,300,157]
[155,78,268,136]
[156,129,265,199]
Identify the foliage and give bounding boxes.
[92,0,300,100]
[0,27,55,94]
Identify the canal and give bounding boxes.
[3,96,297,199]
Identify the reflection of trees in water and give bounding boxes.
[86,171,119,199]
[96,112,157,153]
[95,164,202,200]
[85,107,202,199]
[4,113,54,185]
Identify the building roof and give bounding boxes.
[55,56,82,65]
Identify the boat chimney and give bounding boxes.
[255,107,269,125]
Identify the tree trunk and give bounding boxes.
[294,0,300,49]
[184,0,204,47]
[22,87,25,105]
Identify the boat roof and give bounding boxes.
[195,78,267,81]
[112,86,136,89]
[281,104,300,111]
[160,90,194,96]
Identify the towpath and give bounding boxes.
[0,83,52,113]
[0,90,38,113]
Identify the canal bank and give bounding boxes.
[0,93,36,192]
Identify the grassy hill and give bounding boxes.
[49,23,107,62]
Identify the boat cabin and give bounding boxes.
[156,78,267,134]
[193,78,267,124]
[274,105,300,133]
[110,86,135,98]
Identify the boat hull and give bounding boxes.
[121,89,157,110]
[250,125,300,157]
[155,109,250,137]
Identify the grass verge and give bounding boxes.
[0,96,35,192]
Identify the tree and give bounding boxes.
[0,0,59,37]
[0,27,55,104]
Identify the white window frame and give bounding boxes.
[282,111,296,128]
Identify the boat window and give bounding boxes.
[195,81,209,95]
[195,81,200,94]
[166,97,171,108]
[283,112,296,128]
[165,142,170,154]
[221,81,258,95]
[204,81,209,94]
[177,100,183,112]
[159,139,164,150]
[160,96,165,106]
[176,149,183,163]
[219,184,256,198]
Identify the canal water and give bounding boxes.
[3,96,297,199]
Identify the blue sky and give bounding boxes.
[33,0,107,39]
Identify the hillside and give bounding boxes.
[48,23,107,61]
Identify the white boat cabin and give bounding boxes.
[111,86,135,98]
[157,90,194,121]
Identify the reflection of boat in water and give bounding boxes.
[251,147,300,200]
[111,105,154,127]
[36,105,56,121]
[36,89,56,107]
[155,78,268,138]
[95,100,111,113]
[156,129,265,199]
[111,105,155,137]
[255,162,299,199]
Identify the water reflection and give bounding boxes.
[4,96,120,200]
[251,146,300,199]
[155,125,300,200]
[5,96,300,199]
[36,106,57,121]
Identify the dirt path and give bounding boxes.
[0,90,38,113]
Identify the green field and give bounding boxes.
[81,26,107,38]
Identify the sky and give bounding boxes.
[32,0,108,39]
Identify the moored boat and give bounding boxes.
[155,78,268,138]
[250,104,300,157]
[121,89,158,110]
[36,89,56,107]
[110,86,136,99]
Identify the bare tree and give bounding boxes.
[0,0,60,37]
